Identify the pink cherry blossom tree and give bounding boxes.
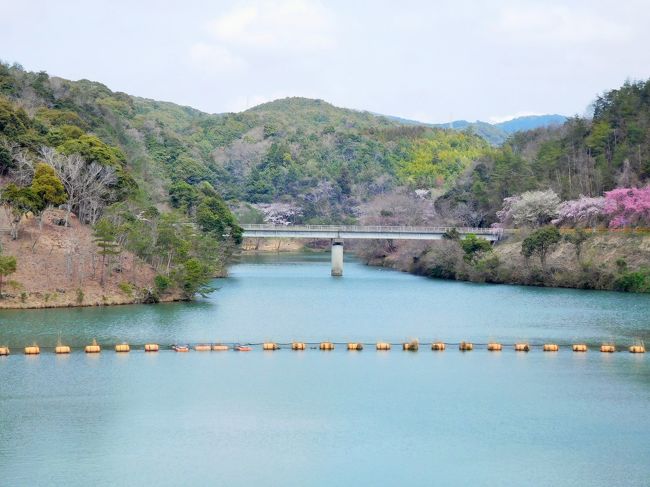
[604,186,650,228]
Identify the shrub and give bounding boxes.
[429,262,457,279]
[474,255,501,282]
[460,234,492,263]
[416,241,461,280]
[7,280,22,290]
[154,274,171,293]
[118,281,135,297]
[76,288,84,304]
[442,228,460,240]
[613,271,650,292]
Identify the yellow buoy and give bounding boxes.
[514,343,530,352]
[320,342,335,350]
[487,343,502,351]
[24,345,40,355]
[459,342,473,351]
[55,345,71,354]
[144,343,159,352]
[262,342,279,351]
[194,344,211,352]
[291,342,306,351]
[629,345,646,353]
[85,344,101,353]
[600,344,615,353]
[572,344,588,352]
[402,340,419,351]
[431,342,446,351]
[115,343,130,353]
[0,346,10,356]
[347,342,363,351]
[376,342,391,351]
[212,344,229,351]
[543,344,559,352]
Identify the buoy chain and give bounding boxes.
[0,341,645,354]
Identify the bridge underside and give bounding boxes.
[241,225,501,276]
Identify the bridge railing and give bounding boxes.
[241,224,503,236]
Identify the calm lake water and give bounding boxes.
[1,253,649,486]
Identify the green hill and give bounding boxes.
[0,65,490,224]
[2,61,648,232]
[439,80,650,226]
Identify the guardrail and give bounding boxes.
[241,224,503,236]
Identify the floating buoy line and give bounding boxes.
[0,341,645,356]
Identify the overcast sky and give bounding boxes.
[2,0,649,123]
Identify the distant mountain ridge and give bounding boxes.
[493,114,567,134]
[380,113,568,145]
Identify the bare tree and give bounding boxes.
[1,139,35,184]
[358,191,439,227]
[41,147,117,225]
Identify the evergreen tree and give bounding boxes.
[521,226,561,269]
[0,255,17,296]
[93,218,120,286]
[1,184,44,239]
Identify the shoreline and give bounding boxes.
[0,292,186,310]
[3,231,648,310]
[358,232,650,294]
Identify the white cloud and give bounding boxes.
[189,42,246,74]
[208,0,336,51]
[495,4,629,43]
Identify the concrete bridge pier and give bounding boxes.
[331,239,343,277]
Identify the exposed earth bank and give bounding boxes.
[0,210,183,309]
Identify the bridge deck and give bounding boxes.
[241,224,502,241]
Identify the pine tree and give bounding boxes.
[93,218,120,286]
[0,255,17,296]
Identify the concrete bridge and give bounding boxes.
[241,224,502,277]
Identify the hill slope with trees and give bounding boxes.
[1,60,649,301]
[0,62,492,225]
[360,79,650,293]
[0,62,244,307]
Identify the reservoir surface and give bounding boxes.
[1,253,649,486]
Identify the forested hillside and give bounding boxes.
[359,79,650,293]
[0,62,244,305]
[439,80,650,227]
[2,62,649,230]
[0,62,491,225]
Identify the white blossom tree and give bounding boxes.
[496,190,560,228]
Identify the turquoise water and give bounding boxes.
[1,253,649,486]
